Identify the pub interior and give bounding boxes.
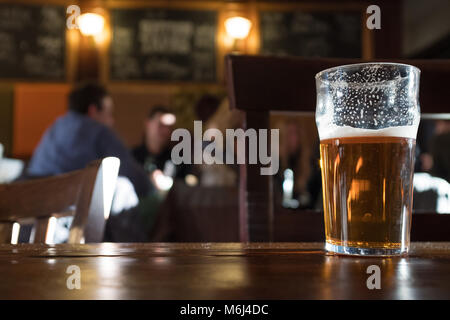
[1,0,450,302]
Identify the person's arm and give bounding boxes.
[96,127,153,197]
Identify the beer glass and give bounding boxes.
[315,63,420,256]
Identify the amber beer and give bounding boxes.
[320,134,416,252]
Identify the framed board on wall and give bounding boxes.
[0,3,66,80]
[110,8,217,82]
[259,11,362,58]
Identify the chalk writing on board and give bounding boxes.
[0,4,65,79]
[139,20,194,54]
[111,8,217,81]
[260,11,361,58]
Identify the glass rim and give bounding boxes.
[315,62,421,87]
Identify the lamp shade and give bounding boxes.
[77,13,105,36]
[225,16,252,39]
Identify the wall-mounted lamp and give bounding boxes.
[225,16,252,39]
[77,12,105,36]
[75,11,106,81]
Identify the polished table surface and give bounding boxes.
[1,242,450,299]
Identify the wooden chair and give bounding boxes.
[0,157,120,244]
[225,54,450,242]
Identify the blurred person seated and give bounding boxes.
[132,106,189,181]
[26,82,151,197]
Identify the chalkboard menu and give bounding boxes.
[260,11,361,58]
[0,4,65,79]
[111,8,217,82]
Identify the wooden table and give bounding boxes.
[1,242,450,299]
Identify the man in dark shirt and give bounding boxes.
[132,106,189,180]
[27,83,151,197]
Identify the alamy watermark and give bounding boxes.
[366,5,381,30]
[67,4,381,31]
[366,265,381,290]
[171,121,279,176]
[66,265,81,290]
[66,5,80,30]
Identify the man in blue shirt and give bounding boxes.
[27,83,151,197]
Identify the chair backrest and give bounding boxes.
[0,157,120,244]
[225,54,450,242]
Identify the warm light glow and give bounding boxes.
[101,157,120,219]
[11,223,20,245]
[282,169,299,209]
[225,16,252,39]
[355,157,363,173]
[160,113,176,126]
[152,169,173,191]
[45,217,57,244]
[77,13,105,36]
[185,174,198,187]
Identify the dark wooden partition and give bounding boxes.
[227,54,450,113]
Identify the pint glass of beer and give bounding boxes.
[315,63,420,256]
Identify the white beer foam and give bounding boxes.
[319,124,418,140]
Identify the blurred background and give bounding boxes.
[0,0,449,242]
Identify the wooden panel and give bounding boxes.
[0,83,13,156]
[226,54,354,112]
[13,83,70,158]
[239,111,273,241]
[274,210,324,242]
[273,211,450,242]
[150,182,240,242]
[0,222,13,243]
[411,214,450,241]
[373,0,402,58]
[226,54,450,114]
[109,84,174,147]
